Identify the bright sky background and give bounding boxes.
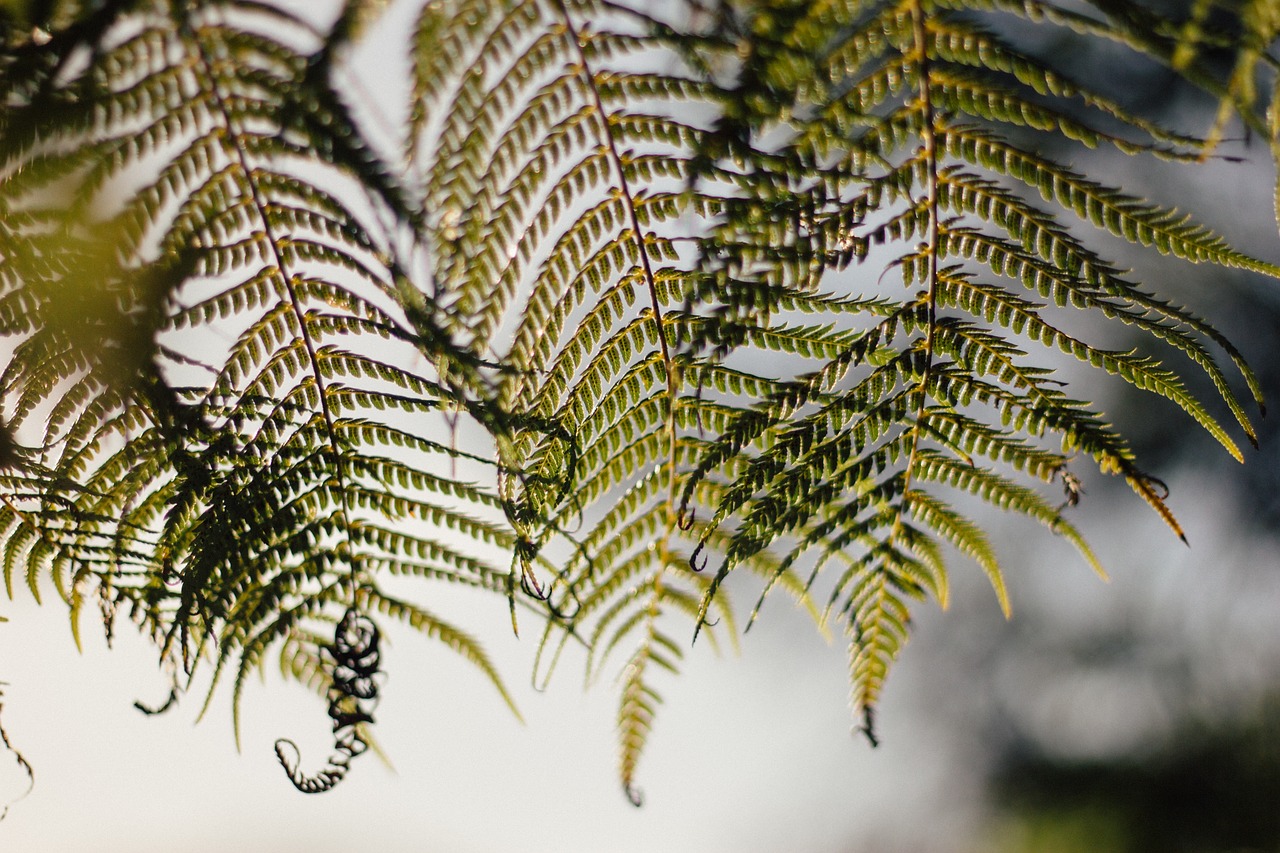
[4,470,1279,852]
[0,568,980,853]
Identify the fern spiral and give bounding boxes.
[274,605,381,793]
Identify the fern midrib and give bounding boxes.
[891,0,941,553]
[553,1,680,521]
[187,20,359,598]
[552,1,685,797]
[846,0,944,711]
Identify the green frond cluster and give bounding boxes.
[409,0,824,795]
[672,0,1269,735]
[0,0,1274,803]
[0,0,525,784]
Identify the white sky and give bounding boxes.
[0,578,984,853]
[5,470,1279,852]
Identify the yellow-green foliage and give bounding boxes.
[0,0,1274,802]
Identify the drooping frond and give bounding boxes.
[0,0,527,788]
[0,0,1274,807]
[671,0,1271,738]
[409,0,823,798]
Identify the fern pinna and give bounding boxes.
[0,0,1273,804]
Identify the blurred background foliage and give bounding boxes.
[890,1,1280,848]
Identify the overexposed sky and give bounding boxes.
[0,575,982,853]
[5,470,1279,852]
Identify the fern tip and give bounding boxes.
[856,706,880,748]
[624,783,644,807]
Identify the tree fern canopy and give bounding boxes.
[0,0,1275,806]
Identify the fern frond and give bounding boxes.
[2,0,1272,807]
[678,0,1272,742]
[0,0,535,790]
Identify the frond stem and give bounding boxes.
[554,1,681,526]
[187,21,360,600]
[894,0,941,545]
[555,4,677,793]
